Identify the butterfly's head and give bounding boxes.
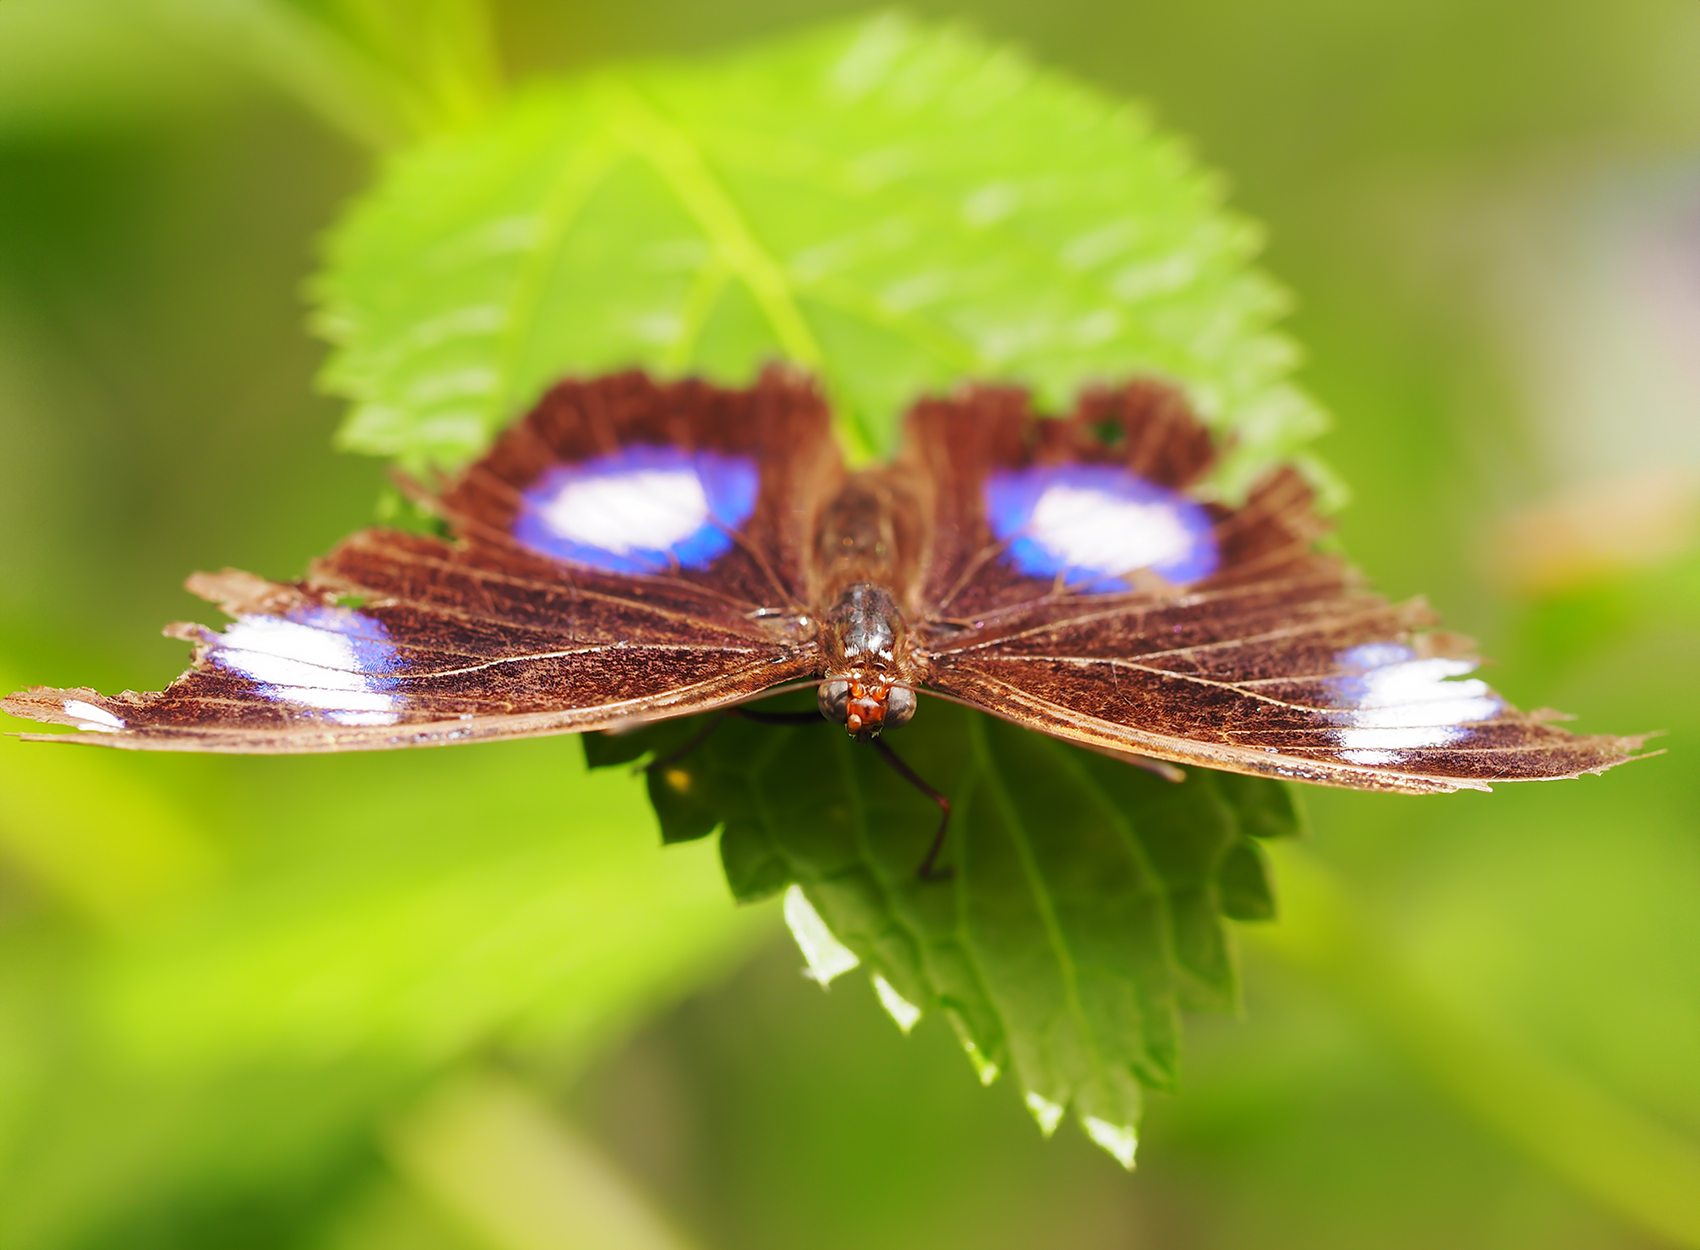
[817,677,917,741]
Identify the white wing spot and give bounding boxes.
[1029,484,1195,575]
[213,615,401,725]
[534,468,710,556]
[63,699,125,731]
[1332,650,1500,765]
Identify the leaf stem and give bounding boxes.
[143,0,420,149]
[1249,843,1700,1248]
[386,1073,701,1250]
[143,0,507,150]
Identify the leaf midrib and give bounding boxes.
[1058,750,1186,1081]
[593,77,843,437]
[690,121,1258,365]
[967,716,1115,1112]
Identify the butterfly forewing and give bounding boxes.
[5,372,838,751]
[442,371,842,611]
[5,368,1644,789]
[905,382,1223,622]
[910,385,1647,792]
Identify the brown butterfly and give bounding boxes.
[4,370,1646,874]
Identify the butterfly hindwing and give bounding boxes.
[911,385,1646,792]
[5,372,837,752]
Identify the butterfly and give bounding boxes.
[4,369,1645,874]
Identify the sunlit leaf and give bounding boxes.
[314,11,1325,489]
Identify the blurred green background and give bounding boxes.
[2,2,1697,1247]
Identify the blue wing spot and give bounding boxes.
[515,445,760,575]
[984,463,1218,591]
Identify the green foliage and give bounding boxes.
[5,0,1699,1243]
[314,11,1324,487]
[309,10,1325,1160]
[586,699,1296,1158]
[0,716,765,1248]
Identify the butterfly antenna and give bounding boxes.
[870,737,954,882]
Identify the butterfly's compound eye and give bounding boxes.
[884,685,917,729]
[817,679,851,724]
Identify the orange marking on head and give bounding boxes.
[842,679,891,739]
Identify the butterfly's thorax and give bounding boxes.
[823,583,906,669]
[812,471,930,737]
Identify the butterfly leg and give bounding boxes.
[870,737,954,882]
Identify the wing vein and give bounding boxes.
[927,570,1363,654]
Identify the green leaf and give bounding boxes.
[315,10,1322,1166]
[585,697,1295,1163]
[314,11,1325,490]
